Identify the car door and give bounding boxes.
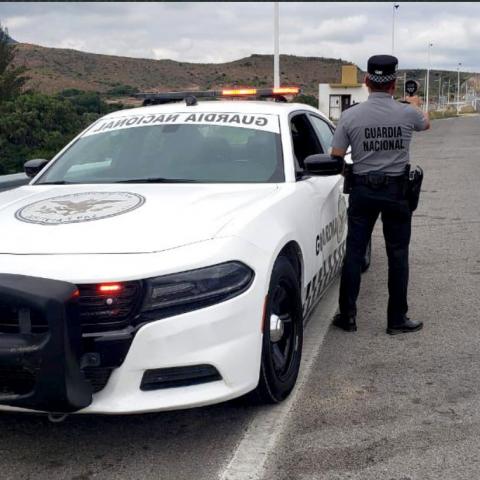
[289,111,345,317]
[307,113,348,253]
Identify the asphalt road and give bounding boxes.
[0,115,478,480]
[263,115,480,480]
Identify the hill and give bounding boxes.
[13,43,364,96]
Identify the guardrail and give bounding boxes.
[0,173,29,193]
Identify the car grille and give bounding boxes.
[0,281,143,395]
[0,366,36,396]
[0,281,144,335]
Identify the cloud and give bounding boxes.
[2,15,32,29]
[1,2,479,71]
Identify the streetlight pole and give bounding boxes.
[391,3,400,55]
[438,74,442,109]
[457,62,462,114]
[425,42,432,112]
[273,2,280,88]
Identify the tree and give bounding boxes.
[0,24,28,101]
[0,91,127,174]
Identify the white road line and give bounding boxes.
[219,278,339,480]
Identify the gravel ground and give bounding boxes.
[262,115,480,480]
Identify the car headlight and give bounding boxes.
[140,261,254,319]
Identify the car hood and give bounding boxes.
[0,184,279,254]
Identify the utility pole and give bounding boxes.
[447,78,451,105]
[391,3,400,54]
[438,74,442,108]
[425,42,432,112]
[403,71,406,98]
[423,73,427,112]
[457,62,462,114]
[273,2,280,88]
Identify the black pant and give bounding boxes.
[339,182,412,324]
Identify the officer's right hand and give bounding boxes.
[404,95,422,108]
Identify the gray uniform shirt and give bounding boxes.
[331,92,428,175]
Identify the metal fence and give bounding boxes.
[0,173,29,193]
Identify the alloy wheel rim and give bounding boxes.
[269,282,297,380]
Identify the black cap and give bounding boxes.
[367,55,398,83]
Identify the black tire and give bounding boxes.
[361,239,372,273]
[249,255,303,404]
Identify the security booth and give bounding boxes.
[318,65,369,121]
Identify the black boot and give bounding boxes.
[332,313,357,332]
[387,316,423,335]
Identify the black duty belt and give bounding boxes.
[352,173,406,187]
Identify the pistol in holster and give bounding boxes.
[404,164,424,212]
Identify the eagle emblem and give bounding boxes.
[15,192,145,225]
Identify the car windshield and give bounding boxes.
[36,112,284,184]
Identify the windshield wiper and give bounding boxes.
[114,178,199,184]
[35,181,78,185]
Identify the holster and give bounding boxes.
[406,164,424,212]
[343,163,354,194]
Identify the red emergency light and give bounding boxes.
[98,283,123,294]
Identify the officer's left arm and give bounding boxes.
[331,147,347,158]
[331,115,350,159]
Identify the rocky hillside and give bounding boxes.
[13,43,364,96]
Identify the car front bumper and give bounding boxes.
[0,239,268,414]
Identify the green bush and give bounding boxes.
[292,94,318,107]
[0,92,125,173]
[460,105,475,114]
[106,84,139,96]
[429,110,458,120]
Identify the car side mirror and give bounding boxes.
[303,154,343,176]
[24,159,50,178]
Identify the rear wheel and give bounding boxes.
[250,255,303,404]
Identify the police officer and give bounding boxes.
[331,55,430,335]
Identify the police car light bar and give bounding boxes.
[136,87,300,105]
[221,88,258,96]
[272,87,300,95]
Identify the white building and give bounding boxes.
[318,65,369,121]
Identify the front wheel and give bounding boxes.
[250,255,303,404]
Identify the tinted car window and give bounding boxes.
[290,113,323,167]
[309,115,334,153]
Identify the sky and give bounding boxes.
[1,2,479,72]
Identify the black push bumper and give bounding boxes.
[0,274,93,413]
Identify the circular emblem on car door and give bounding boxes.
[15,192,145,225]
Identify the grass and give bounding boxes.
[429,110,458,120]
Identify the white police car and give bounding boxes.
[0,88,362,415]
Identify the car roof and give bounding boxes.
[101,100,330,123]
